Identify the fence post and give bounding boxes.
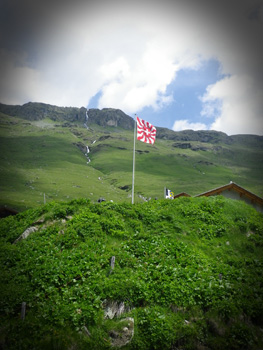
[110,256,115,270]
[21,302,26,321]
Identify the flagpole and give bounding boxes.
[132,114,136,204]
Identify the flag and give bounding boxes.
[165,188,171,198]
[165,188,174,199]
[137,116,156,144]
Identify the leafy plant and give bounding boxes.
[0,197,263,349]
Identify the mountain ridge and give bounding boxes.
[1,101,263,143]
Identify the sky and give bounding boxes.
[0,0,262,135]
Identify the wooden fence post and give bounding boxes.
[21,302,26,321]
[111,256,115,270]
[110,256,115,272]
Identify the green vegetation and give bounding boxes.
[1,196,263,349]
[1,106,263,212]
[0,113,129,210]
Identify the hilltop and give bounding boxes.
[0,196,263,349]
[0,102,134,128]
[0,102,262,211]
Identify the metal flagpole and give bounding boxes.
[132,115,136,204]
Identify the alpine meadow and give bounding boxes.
[0,102,262,210]
[0,102,263,349]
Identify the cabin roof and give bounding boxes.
[195,182,263,206]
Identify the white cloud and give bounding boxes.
[172,119,208,132]
[97,43,179,112]
[201,75,263,135]
[0,0,262,134]
[0,0,205,111]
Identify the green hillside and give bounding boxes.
[0,197,263,349]
[0,114,129,210]
[0,103,263,211]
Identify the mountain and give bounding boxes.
[0,102,134,128]
[0,102,262,211]
[87,108,134,129]
[0,102,87,122]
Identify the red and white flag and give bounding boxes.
[136,116,156,144]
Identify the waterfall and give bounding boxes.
[85,109,91,164]
[84,108,89,129]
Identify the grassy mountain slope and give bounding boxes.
[0,114,129,210]
[0,103,263,211]
[0,197,263,349]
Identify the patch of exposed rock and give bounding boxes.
[13,226,38,244]
[172,142,223,152]
[103,301,131,319]
[73,142,87,154]
[102,301,134,347]
[109,317,134,348]
[87,108,134,129]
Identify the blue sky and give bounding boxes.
[0,0,262,135]
[88,59,224,131]
[137,59,225,130]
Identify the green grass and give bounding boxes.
[0,115,129,210]
[0,113,262,211]
[0,196,263,349]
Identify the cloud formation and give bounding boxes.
[172,119,208,132]
[0,0,262,135]
[201,75,263,135]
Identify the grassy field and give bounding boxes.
[0,115,129,210]
[0,196,263,349]
[0,112,262,211]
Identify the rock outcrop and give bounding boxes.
[109,317,134,348]
[13,226,38,244]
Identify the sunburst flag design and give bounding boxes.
[136,116,156,144]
